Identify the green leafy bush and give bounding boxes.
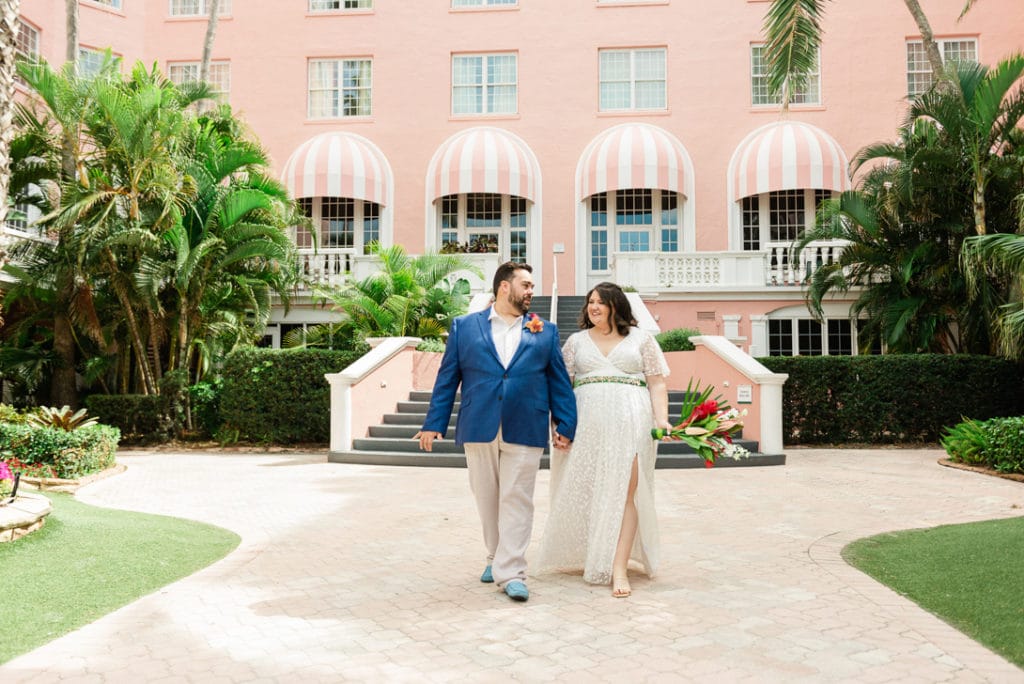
[0,404,26,424]
[940,419,990,465]
[985,417,1024,474]
[656,327,700,352]
[758,355,1024,445]
[188,378,224,437]
[219,347,367,443]
[416,338,446,353]
[85,394,170,443]
[0,423,120,479]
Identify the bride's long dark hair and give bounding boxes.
[579,282,637,335]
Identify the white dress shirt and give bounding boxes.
[488,306,524,368]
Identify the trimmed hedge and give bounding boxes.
[656,327,700,352]
[218,347,367,443]
[758,355,1024,445]
[85,394,170,442]
[0,423,120,479]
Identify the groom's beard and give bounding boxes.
[508,291,531,315]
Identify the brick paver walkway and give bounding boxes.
[1,448,1022,683]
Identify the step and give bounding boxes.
[329,449,786,469]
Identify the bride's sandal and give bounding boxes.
[612,573,632,598]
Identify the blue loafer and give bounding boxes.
[480,565,494,583]
[504,580,529,602]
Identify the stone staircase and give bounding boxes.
[328,389,786,469]
[528,296,587,345]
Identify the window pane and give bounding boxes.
[768,190,804,243]
[768,319,793,356]
[591,229,608,270]
[616,189,653,226]
[742,196,760,251]
[827,319,852,356]
[466,193,502,228]
[797,319,823,356]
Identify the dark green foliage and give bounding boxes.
[218,347,367,443]
[984,417,1024,474]
[188,378,224,437]
[759,355,1024,444]
[656,328,700,352]
[0,423,120,479]
[939,419,990,465]
[85,394,170,443]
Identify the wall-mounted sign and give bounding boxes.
[736,385,753,404]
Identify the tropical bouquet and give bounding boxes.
[651,379,750,468]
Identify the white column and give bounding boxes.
[749,314,768,358]
[326,373,354,452]
[757,374,788,454]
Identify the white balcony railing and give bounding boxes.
[295,249,500,293]
[611,240,849,291]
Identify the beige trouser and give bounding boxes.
[463,428,544,587]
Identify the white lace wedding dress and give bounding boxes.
[538,326,668,584]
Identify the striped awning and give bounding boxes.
[576,123,691,200]
[281,132,390,204]
[730,121,851,198]
[427,127,540,201]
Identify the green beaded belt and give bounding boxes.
[574,376,646,388]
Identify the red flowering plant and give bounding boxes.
[0,460,14,499]
[524,313,544,334]
[651,378,749,468]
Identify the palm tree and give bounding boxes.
[795,95,1022,354]
[908,54,1024,236]
[136,112,300,383]
[962,232,1024,359]
[294,244,481,346]
[0,0,20,234]
[762,0,978,104]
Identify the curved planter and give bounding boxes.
[0,493,53,542]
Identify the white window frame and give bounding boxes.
[767,317,859,356]
[309,0,372,11]
[598,47,667,112]
[15,20,40,87]
[750,43,821,107]
[85,0,123,9]
[437,193,529,261]
[77,47,112,78]
[167,61,231,97]
[296,197,381,254]
[169,0,232,17]
[906,38,978,97]
[587,188,681,273]
[741,189,832,252]
[307,58,373,119]
[451,53,518,116]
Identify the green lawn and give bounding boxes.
[843,516,1024,669]
[0,492,240,664]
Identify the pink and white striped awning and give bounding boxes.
[427,127,540,201]
[576,123,691,200]
[280,132,391,204]
[730,121,851,198]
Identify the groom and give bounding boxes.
[416,261,576,602]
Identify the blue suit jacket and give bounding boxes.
[422,309,577,448]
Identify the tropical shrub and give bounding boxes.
[656,328,700,352]
[0,423,120,479]
[759,355,1024,444]
[0,405,26,424]
[940,419,991,466]
[416,338,447,353]
[218,347,367,443]
[85,394,170,443]
[985,417,1024,474]
[25,406,99,431]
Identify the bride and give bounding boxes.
[538,282,673,597]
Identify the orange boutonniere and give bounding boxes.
[525,313,544,334]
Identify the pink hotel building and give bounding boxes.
[15,0,1024,356]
